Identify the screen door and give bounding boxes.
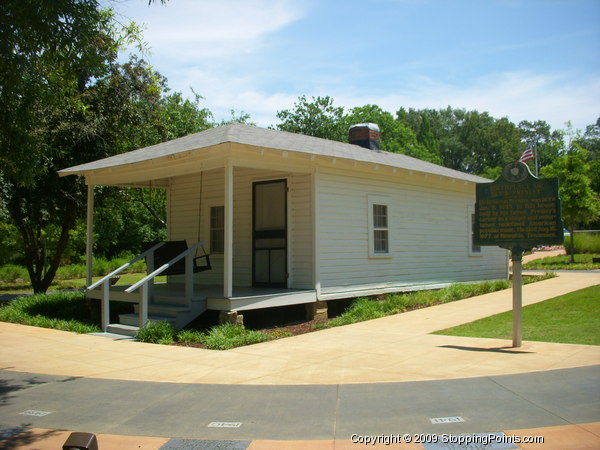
[253,179,287,287]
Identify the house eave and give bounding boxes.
[58,124,489,186]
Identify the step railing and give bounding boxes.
[87,241,204,331]
[88,242,165,331]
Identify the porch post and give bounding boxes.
[86,184,95,286]
[224,164,233,298]
[312,169,321,297]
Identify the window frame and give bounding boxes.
[368,195,391,258]
[210,205,225,254]
[468,205,482,256]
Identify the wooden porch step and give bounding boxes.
[135,303,191,317]
[119,313,176,327]
[106,323,139,337]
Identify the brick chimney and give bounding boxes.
[349,123,380,150]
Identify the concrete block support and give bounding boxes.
[219,310,244,326]
[305,300,328,321]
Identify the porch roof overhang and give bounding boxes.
[58,123,489,186]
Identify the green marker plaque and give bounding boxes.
[474,161,564,251]
[474,161,563,348]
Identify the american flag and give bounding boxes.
[519,143,534,163]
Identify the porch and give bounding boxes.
[87,280,317,336]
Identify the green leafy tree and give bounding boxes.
[346,104,441,163]
[0,1,214,292]
[518,120,564,170]
[275,95,349,141]
[541,145,599,262]
[0,1,126,292]
[574,118,600,197]
[400,107,471,171]
[0,0,119,185]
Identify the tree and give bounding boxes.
[541,145,599,262]
[275,95,348,141]
[400,107,471,171]
[575,117,600,196]
[0,0,118,185]
[0,1,124,292]
[518,120,564,172]
[0,1,214,292]
[346,104,441,163]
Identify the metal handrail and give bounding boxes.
[87,242,165,290]
[125,241,204,293]
[91,240,203,331]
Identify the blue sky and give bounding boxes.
[111,0,600,133]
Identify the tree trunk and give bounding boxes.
[13,209,76,294]
[568,222,576,264]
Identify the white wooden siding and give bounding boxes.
[316,169,507,299]
[167,164,507,301]
[168,168,314,289]
[289,173,313,288]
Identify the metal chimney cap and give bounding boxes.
[348,123,380,132]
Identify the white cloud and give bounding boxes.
[111,1,598,134]
[119,0,305,60]
[172,69,599,132]
[331,71,600,132]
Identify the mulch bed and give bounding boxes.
[261,318,321,337]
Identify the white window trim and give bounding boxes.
[368,194,392,259]
[208,203,225,255]
[468,205,482,257]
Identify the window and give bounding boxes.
[210,206,224,253]
[468,205,482,256]
[368,195,390,257]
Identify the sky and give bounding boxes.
[109,0,600,133]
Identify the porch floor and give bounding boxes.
[107,282,318,312]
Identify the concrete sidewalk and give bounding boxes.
[0,271,598,449]
[0,271,598,385]
[4,422,600,449]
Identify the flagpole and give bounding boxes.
[534,140,539,177]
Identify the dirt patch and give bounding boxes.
[261,318,322,337]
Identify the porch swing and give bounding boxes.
[143,174,211,276]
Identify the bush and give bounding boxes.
[56,264,86,280]
[0,292,100,333]
[136,321,176,345]
[565,232,600,253]
[177,329,204,344]
[200,323,269,350]
[0,264,29,284]
[316,279,515,331]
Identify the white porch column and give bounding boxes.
[312,169,321,296]
[223,164,234,298]
[86,184,95,286]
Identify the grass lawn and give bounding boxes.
[0,273,166,295]
[433,285,600,345]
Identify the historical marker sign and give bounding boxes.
[474,161,563,348]
[474,161,564,251]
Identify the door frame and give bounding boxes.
[252,178,288,288]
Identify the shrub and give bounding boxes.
[0,292,100,333]
[91,256,110,277]
[56,264,86,280]
[565,233,600,254]
[177,329,204,344]
[136,321,176,345]
[316,279,515,331]
[200,323,269,350]
[0,264,29,284]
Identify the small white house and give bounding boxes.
[60,123,507,334]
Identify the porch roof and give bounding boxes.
[59,123,487,184]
